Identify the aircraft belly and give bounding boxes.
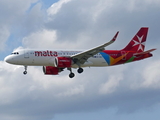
[17,56,55,66]
[86,58,108,67]
[33,57,55,66]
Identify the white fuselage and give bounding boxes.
[4,49,109,68]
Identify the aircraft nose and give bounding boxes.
[4,56,13,63]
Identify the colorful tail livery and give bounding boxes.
[4,27,156,78]
[122,27,148,52]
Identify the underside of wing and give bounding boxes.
[71,31,119,65]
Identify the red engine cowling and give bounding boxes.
[54,57,72,68]
[43,66,63,75]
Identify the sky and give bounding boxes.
[0,0,160,120]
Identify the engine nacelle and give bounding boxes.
[43,66,63,75]
[54,57,72,68]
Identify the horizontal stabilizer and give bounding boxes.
[133,48,156,56]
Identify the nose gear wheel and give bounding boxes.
[23,66,28,75]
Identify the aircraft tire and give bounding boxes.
[69,73,75,78]
[23,71,27,75]
[77,68,83,73]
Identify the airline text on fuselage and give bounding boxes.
[35,51,58,57]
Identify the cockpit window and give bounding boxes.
[11,52,19,55]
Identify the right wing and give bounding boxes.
[71,31,119,65]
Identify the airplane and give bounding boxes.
[4,27,156,78]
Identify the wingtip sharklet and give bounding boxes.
[112,31,119,42]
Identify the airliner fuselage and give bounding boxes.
[5,49,112,67]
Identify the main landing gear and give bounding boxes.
[77,68,83,73]
[68,67,84,78]
[69,72,75,78]
[68,68,75,78]
[23,66,27,75]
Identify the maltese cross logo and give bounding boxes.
[133,35,145,51]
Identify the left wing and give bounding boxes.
[71,31,119,65]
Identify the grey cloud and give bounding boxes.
[1,0,160,120]
[0,0,41,53]
[0,26,10,51]
[45,0,160,50]
[0,0,39,29]
[0,60,160,120]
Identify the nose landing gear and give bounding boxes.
[23,66,27,75]
[23,71,27,75]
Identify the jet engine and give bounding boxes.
[54,57,73,68]
[43,66,63,75]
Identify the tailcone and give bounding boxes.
[144,53,153,58]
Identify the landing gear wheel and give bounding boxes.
[77,68,83,73]
[23,66,28,75]
[69,73,75,78]
[23,71,27,75]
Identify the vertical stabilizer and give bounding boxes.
[122,27,148,53]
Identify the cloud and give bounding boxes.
[1,0,160,120]
[47,0,72,15]
[142,60,160,88]
[126,0,160,11]
[22,29,57,49]
[99,71,124,94]
[0,0,38,24]
[0,0,40,52]
[43,0,160,50]
[0,26,10,51]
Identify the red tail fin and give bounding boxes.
[122,27,148,53]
